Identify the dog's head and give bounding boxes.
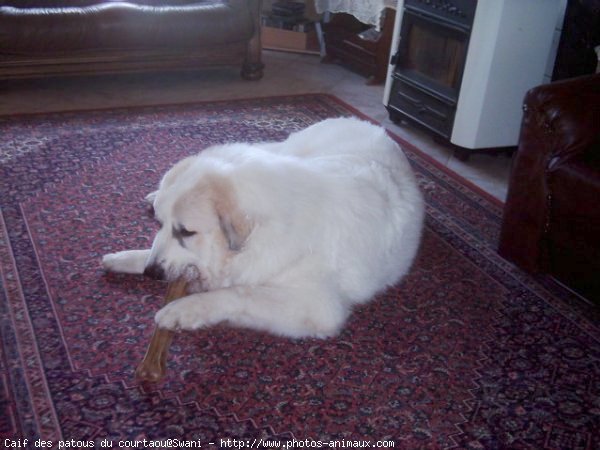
[144,159,253,290]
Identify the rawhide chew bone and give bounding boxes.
[135,278,187,382]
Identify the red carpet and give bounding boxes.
[1,94,598,449]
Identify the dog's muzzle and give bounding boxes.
[143,263,166,280]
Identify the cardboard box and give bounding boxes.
[262,26,320,54]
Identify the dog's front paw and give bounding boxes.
[155,298,202,330]
[102,253,120,272]
[100,249,149,274]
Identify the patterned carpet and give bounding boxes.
[1,95,599,449]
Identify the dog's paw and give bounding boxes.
[101,253,120,272]
[100,249,148,274]
[155,298,203,330]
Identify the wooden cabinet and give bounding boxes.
[321,8,396,84]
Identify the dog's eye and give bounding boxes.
[179,227,197,237]
[173,225,196,239]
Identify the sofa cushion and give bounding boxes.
[0,1,255,54]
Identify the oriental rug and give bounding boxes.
[1,94,599,450]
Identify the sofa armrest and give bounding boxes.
[523,73,600,167]
[498,74,600,272]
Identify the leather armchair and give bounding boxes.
[0,0,263,80]
[499,73,600,301]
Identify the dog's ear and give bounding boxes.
[217,208,251,252]
[145,191,158,204]
[210,176,253,252]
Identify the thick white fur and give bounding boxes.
[102,118,424,338]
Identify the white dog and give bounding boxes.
[102,118,424,338]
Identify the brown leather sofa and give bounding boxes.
[499,73,600,302]
[0,0,263,80]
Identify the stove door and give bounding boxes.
[394,9,471,103]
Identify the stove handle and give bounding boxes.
[397,91,446,120]
[398,91,423,108]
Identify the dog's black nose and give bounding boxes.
[143,263,165,280]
